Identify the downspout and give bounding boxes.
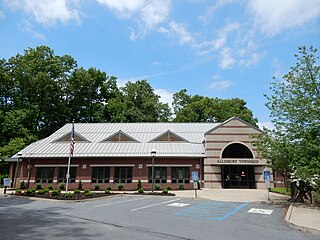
[199,157,203,188]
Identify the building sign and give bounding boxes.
[217,159,259,164]
[3,178,11,186]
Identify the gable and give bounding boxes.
[150,130,188,143]
[101,131,139,143]
[53,132,90,143]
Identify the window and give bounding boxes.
[35,167,54,183]
[58,167,77,183]
[102,131,138,142]
[150,131,187,142]
[148,167,167,183]
[171,167,190,184]
[114,167,132,183]
[91,167,110,183]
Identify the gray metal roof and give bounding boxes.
[13,122,220,158]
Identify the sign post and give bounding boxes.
[3,178,11,194]
[263,170,271,201]
[192,172,199,198]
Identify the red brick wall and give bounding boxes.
[15,157,204,190]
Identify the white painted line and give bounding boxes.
[93,197,145,208]
[131,198,181,212]
[248,208,273,215]
[167,203,190,207]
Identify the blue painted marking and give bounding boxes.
[175,201,249,221]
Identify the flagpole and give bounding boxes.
[66,120,74,192]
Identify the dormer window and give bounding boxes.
[150,130,188,143]
[101,131,138,143]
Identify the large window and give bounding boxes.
[91,167,110,183]
[114,167,132,183]
[148,167,167,183]
[58,167,77,183]
[35,167,54,183]
[171,167,190,184]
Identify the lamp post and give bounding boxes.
[151,149,156,192]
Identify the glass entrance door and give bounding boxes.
[222,165,255,189]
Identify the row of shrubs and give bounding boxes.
[20,179,186,191]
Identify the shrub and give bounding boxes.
[155,184,161,191]
[94,185,100,190]
[36,184,42,190]
[15,189,22,194]
[138,188,144,193]
[166,186,172,191]
[26,189,33,195]
[117,184,124,190]
[47,184,53,190]
[74,189,81,194]
[314,191,320,206]
[86,191,93,197]
[271,187,291,196]
[52,189,60,196]
[77,180,83,190]
[31,188,36,193]
[84,189,90,194]
[105,190,111,194]
[37,190,46,195]
[162,189,168,194]
[178,184,184,190]
[137,179,142,190]
[106,186,112,191]
[43,188,50,193]
[19,181,25,189]
[64,192,74,199]
[58,183,65,190]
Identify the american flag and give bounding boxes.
[70,122,75,157]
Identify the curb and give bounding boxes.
[285,204,320,235]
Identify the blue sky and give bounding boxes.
[1,0,319,128]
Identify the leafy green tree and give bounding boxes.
[172,89,258,125]
[256,46,320,202]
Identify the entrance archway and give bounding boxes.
[221,143,255,189]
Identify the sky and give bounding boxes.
[0,0,319,129]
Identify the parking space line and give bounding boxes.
[93,197,146,208]
[130,198,181,212]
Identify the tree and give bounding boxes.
[121,80,171,122]
[172,89,258,125]
[256,46,320,202]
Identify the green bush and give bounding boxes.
[37,190,46,195]
[155,184,161,191]
[47,184,53,190]
[271,187,290,196]
[26,189,33,195]
[31,188,36,193]
[15,189,22,194]
[19,181,25,189]
[77,180,83,190]
[138,188,144,193]
[86,191,93,197]
[178,184,184,190]
[105,190,111,194]
[313,191,320,205]
[166,186,172,191]
[74,189,81,194]
[106,186,112,191]
[137,179,142,190]
[58,183,65,190]
[64,192,74,199]
[84,189,90,194]
[117,184,124,190]
[162,189,168,194]
[43,188,50,193]
[52,189,60,196]
[36,184,42,190]
[94,185,100,190]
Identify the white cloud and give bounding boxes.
[168,21,196,46]
[257,122,274,130]
[96,0,144,17]
[98,0,170,40]
[219,47,235,69]
[199,0,236,22]
[247,0,320,35]
[4,0,81,26]
[154,88,174,107]
[209,75,233,90]
[0,10,5,18]
[18,20,46,40]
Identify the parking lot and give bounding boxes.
[0,195,318,240]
